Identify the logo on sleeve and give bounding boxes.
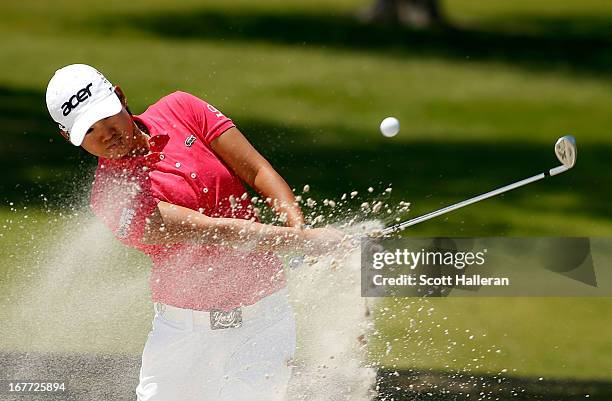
[117,207,136,238]
[206,104,225,119]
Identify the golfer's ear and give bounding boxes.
[59,130,70,142]
[114,85,128,108]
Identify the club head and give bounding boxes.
[555,135,577,168]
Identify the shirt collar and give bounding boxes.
[133,114,170,153]
[147,134,169,153]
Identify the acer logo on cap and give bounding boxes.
[46,64,123,146]
[61,83,94,116]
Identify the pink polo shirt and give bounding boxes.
[90,91,286,311]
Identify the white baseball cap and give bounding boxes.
[46,64,123,146]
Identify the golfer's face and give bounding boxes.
[80,108,137,159]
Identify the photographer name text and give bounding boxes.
[372,274,510,287]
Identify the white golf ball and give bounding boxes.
[380,117,400,137]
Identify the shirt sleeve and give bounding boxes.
[90,167,161,249]
[172,91,235,145]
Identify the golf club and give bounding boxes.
[380,135,577,236]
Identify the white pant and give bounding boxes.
[136,288,296,401]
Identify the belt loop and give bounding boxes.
[154,302,165,315]
[185,309,194,332]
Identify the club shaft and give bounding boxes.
[381,165,567,236]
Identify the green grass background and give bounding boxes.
[1,0,611,388]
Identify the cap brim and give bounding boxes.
[69,94,123,146]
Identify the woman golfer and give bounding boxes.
[45,64,341,401]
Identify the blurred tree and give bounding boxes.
[360,0,444,28]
